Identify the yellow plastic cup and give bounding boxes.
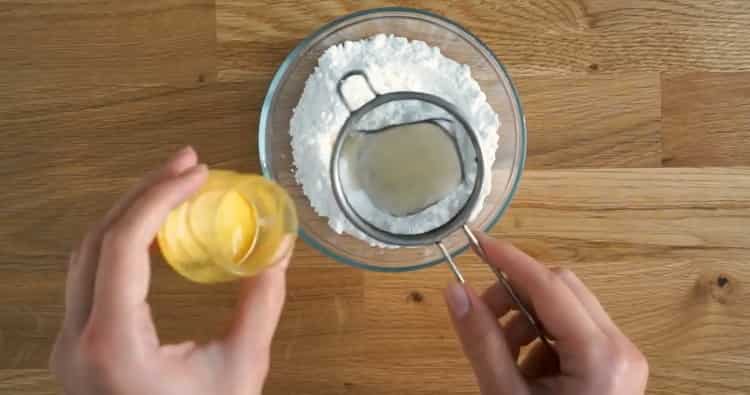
[157,170,297,283]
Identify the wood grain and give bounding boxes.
[0,79,265,369]
[499,169,750,248]
[0,81,264,264]
[0,370,56,395]
[216,0,750,81]
[518,73,662,168]
[0,242,363,369]
[1,1,217,121]
[360,169,750,395]
[2,1,750,395]
[662,72,750,166]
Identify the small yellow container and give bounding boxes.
[157,170,297,283]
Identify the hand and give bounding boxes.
[50,147,292,395]
[444,233,648,395]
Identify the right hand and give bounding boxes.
[444,233,648,395]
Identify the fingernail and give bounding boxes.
[172,146,194,160]
[446,282,470,318]
[473,228,490,243]
[274,236,295,270]
[186,163,208,175]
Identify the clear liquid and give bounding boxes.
[346,122,463,217]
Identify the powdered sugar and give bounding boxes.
[289,34,500,246]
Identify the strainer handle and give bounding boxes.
[461,226,553,348]
[437,241,465,283]
[336,70,380,112]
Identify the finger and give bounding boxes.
[222,237,294,371]
[73,146,197,271]
[503,312,537,360]
[520,340,560,380]
[553,268,621,338]
[63,147,198,333]
[160,341,197,358]
[444,282,526,394]
[475,233,602,349]
[99,146,198,231]
[481,281,515,318]
[91,164,207,321]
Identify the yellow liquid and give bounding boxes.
[157,170,297,283]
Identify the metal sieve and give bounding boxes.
[329,70,550,346]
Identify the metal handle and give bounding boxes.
[437,241,465,283]
[336,70,379,112]
[462,226,552,348]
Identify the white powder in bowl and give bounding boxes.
[289,34,500,246]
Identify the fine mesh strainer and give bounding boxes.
[330,70,549,346]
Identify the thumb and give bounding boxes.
[444,282,526,395]
[222,236,294,368]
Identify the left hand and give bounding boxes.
[50,147,291,395]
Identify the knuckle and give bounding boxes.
[621,342,650,379]
[79,326,115,371]
[543,266,567,289]
[609,343,632,374]
[578,334,611,369]
[594,339,649,390]
[552,268,584,290]
[552,267,575,280]
[465,326,504,361]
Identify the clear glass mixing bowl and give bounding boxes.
[258,7,526,272]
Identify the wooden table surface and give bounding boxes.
[2,1,749,394]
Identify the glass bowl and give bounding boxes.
[258,7,526,272]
